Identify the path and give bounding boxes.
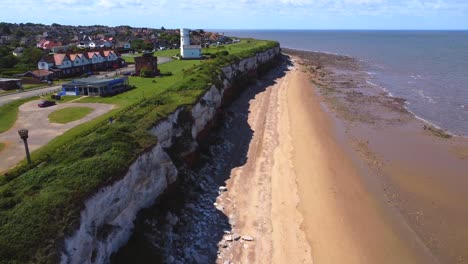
[0,99,114,173]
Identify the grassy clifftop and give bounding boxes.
[0,39,279,263]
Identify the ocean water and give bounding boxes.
[221,30,468,136]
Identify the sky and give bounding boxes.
[0,0,467,30]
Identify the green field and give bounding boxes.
[0,38,279,263]
[48,107,94,124]
[122,39,273,63]
[0,97,38,133]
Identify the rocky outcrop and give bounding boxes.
[60,46,281,264]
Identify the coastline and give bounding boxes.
[112,50,468,263]
[282,49,468,263]
[212,51,468,263]
[282,47,466,138]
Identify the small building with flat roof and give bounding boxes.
[61,76,130,97]
[0,78,22,91]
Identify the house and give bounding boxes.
[116,42,131,50]
[37,49,123,79]
[24,70,54,81]
[61,76,130,96]
[0,78,22,91]
[180,28,202,59]
[36,39,62,50]
[135,52,158,77]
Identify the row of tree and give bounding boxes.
[0,46,45,71]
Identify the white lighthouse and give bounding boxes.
[180,28,202,59]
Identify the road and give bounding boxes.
[0,65,136,107]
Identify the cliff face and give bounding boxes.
[60,46,281,264]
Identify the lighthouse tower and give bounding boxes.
[180,28,190,48]
[180,28,202,59]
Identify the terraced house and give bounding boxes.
[37,50,124,79]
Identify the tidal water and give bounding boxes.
[221,30,468,136]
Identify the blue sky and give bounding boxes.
[0,0,467,29]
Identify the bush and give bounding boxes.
[140,69,154,78]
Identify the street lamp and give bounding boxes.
[17,129,31,165]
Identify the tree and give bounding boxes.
[17,47,44,69]
[0,54,18,68]
[0,23,11,35]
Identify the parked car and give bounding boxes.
[38,100,56,108]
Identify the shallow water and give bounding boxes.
[220,30,468,135]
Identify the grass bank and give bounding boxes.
[0,97,39,133]
[48,107,94,124]
[0,39,279,263]
[0,143,4,152]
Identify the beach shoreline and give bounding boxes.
[216,51,468,263]
[284,50,468,263]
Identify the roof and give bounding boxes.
[13,47,24,53]
[0,78,21,82]
[86,52,101,59]
[69,54,83,61]
[29,70,54,77]
[53,54,68,65]
[64,76,127,86]
[183,45,202,49]
[102,50,113,57]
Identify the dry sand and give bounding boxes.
[217,55,468,263]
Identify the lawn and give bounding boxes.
[48,107,94,124]
[77,60,202,107]
[0,97,39,134]
[0,84,43,95]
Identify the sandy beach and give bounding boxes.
[216,52,468,263]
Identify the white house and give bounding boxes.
[180,28,202,59]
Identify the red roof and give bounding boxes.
[30,70,53,77]
[69,54,83,62]
[53,54,68,65]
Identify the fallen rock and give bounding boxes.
[219,186,228,192]
[225,235,233,242]
[233,234,241,241]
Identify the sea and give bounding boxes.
[220,30,468,136]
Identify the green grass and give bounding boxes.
[0,38,279,263]
[78,60,202,107]
[48,107,94,124]
[0,97,39,133]
[0,84,43,95]
[0,143,4,152]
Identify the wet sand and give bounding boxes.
[217,52,468,263]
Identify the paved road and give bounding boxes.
[0,65,136,107]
